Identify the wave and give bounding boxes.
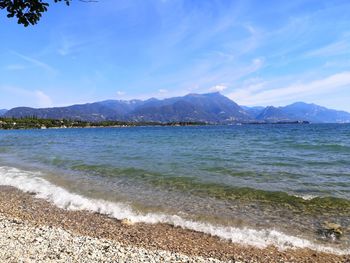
[70,164,350,214]
[292,194,317,200]
[0,166,349,255]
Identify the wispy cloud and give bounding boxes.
[4,64,26,71]
[229,72,350,106]
[11,51,57,75]
[58,38,77,56]
[35,90,53,107]
[57,35,90,56]
[304,40,350,58]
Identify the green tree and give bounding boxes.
[0,0,94,27]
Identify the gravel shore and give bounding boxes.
[0,186,349,263]
[0,214,226,263]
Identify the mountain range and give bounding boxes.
[2,92,350,123]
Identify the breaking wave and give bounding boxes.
[0,166,349,255]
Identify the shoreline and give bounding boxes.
[0,117,318,131]
[0,186,349,262]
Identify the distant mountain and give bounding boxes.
[4,93,251,123]
[4,102,124,122]
[253,102,350,123]
[256,106,294,122]
[0,109,7,116]
[241,106,265,119]
[282,102,350,123]
[4,94,350,123]
[128,92,251,123]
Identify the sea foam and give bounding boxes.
[0,166,349,255]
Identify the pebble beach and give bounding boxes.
[0,186,349,263]
[0,214,225,263]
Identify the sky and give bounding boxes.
[1,0,350,111]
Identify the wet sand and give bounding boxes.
[0,186,348,262]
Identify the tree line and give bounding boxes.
[0,117,207,129]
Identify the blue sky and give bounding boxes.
[1,0,350,111]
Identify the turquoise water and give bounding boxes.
[0,124,349,252]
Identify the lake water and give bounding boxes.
[0,124,349,254]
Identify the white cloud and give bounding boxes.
[228,71,350,106]
[35,90,53,108]
[209,84,227,92]
[116,91,126,96]
[0,86,54,108]
[158,89,168,93]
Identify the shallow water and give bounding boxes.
[0,124,349,253]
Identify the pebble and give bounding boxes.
[0,214,229,263]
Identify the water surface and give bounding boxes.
[1,124,349,253]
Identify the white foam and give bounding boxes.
[0,166,349,255]
[293,194,317,200]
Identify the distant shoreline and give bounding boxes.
[0,117,208,130]
[0,117,313,130]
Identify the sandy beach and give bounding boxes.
[0,186,348,263]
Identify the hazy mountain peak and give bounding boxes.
[145,97,159,102]
[256,106,292,122]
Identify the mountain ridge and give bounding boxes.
[3,93,350,123]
